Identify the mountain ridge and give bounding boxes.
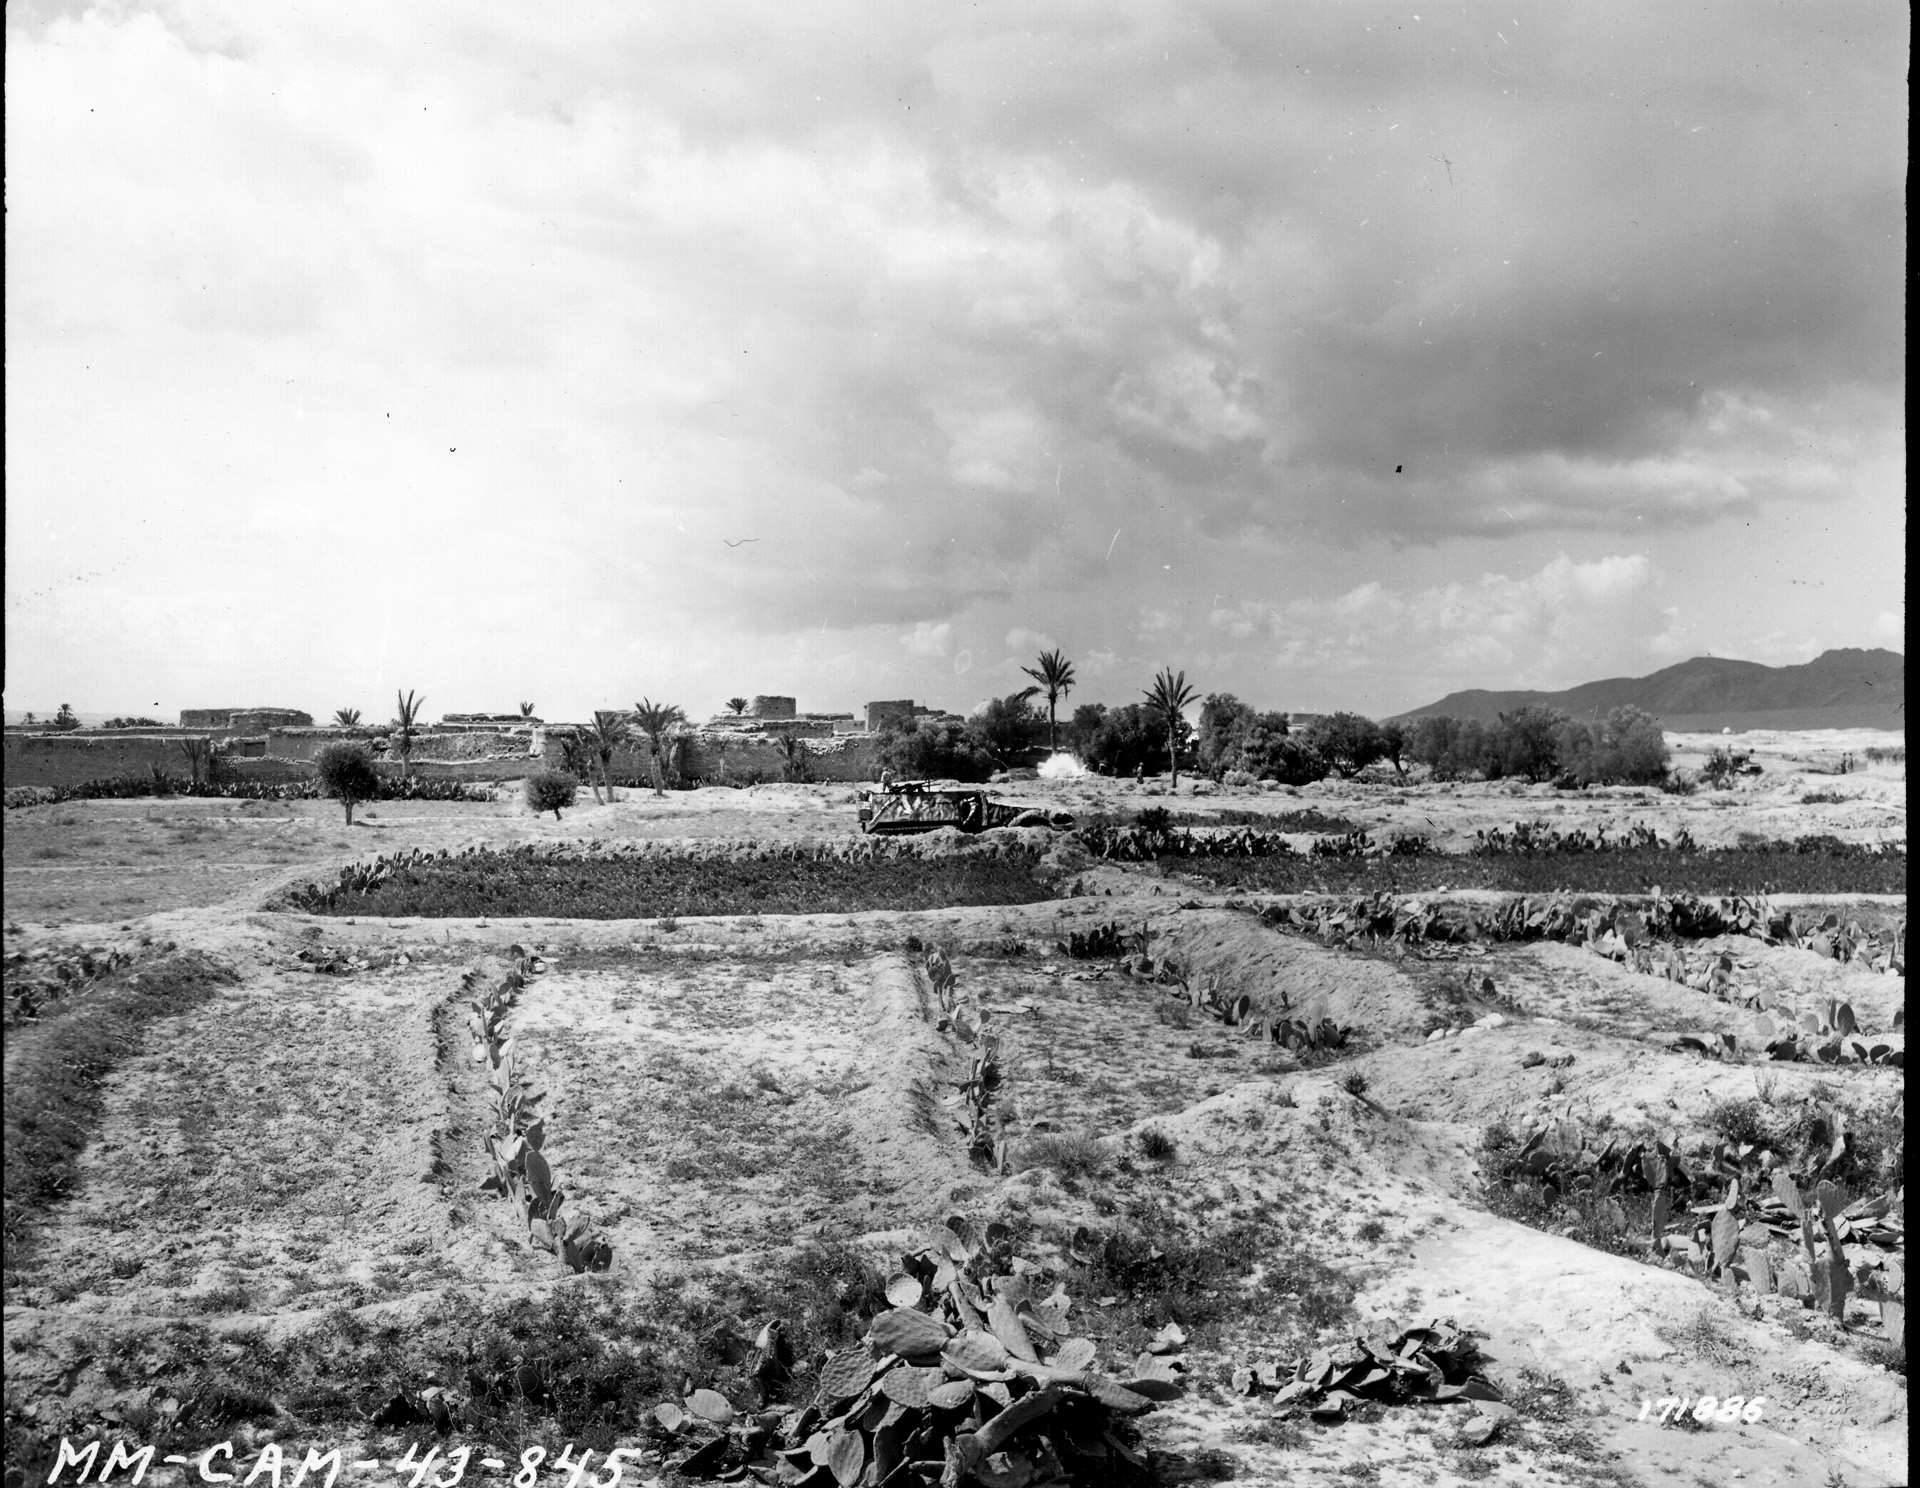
[1393,647,1904,728]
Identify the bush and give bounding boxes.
[314,743,380,825]
[524,769,579,820]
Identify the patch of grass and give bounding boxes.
[1065,1207,1355,1352]
[1657,1308,1748,1368]
[1137,1128,1178,1162]
[1015,1132,1110,1180]
[1355,1218,1386,1243]
[3,950,237,1276]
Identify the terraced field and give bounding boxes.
[2,761,1905,1486]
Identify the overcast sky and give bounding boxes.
[5,1,1906,724]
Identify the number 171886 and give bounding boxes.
[1639,1395,1767,1425]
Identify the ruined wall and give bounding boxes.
[749,695,797,719]
[867,699,917,731]
[680,732,882,783]
[267,727,541,763]
[179,708,311,732]
[266,728,383,762]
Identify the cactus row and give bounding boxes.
[1494,1120,1903,1343]
[926,949,1007,1172]
[1260,888,1904,975]
[467,949,613,1274]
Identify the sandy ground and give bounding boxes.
[1,739,1906,1486]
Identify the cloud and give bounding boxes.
[903,621,954,658]
[1205,553,1671,699]
[2,2,1902,720]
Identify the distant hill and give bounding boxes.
[1394,648,1904,732]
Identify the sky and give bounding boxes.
[4,1,1906,726]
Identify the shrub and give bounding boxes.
[315,743,380,825]
[524,769,579,820]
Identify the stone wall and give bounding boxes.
[4,733,200,788]
[4,723,884,788]
[867,699,917,731]
[749,695,797,719]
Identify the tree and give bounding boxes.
[519,701,537,718]
[966,690,1044,768]
[1494,706,1565,783]
[727,697,749,716]
[557,731,601,804]
[587,710,631,802]
[877,718,994,783]
[1018,650,1077,754]
[316,743,380,825]
[630,698,688,797]
[393,690,425,778]
[53,704,80,732]
[1143,669,1198,788]
[1301,712,1388,779]
[22,712,36,726]
[334,707,362,727]
[1599,705,1670,785]
[524,768,578,821]
[1378,720,1409,781]
[1195,693,1256,779]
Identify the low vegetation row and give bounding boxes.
[4,773,489,810]
[3,951,237,1268]
[1260,886,1905,973]
[1176,838,1905,897]
[274,842,1055,919]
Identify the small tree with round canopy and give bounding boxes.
[316,743,380,825]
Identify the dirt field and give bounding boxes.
[2,743,1905,1486]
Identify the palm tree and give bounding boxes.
[393,690,425,778]
[1143,668,1198,789]
[587,710,630,802]
[519,701,536,718]
[727,697,749,716]
[334,707,362,727]
[1020,649,1077,754]
[558,730,601,804]
[631,698,689,797]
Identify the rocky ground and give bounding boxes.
[2,743,1905,1486]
